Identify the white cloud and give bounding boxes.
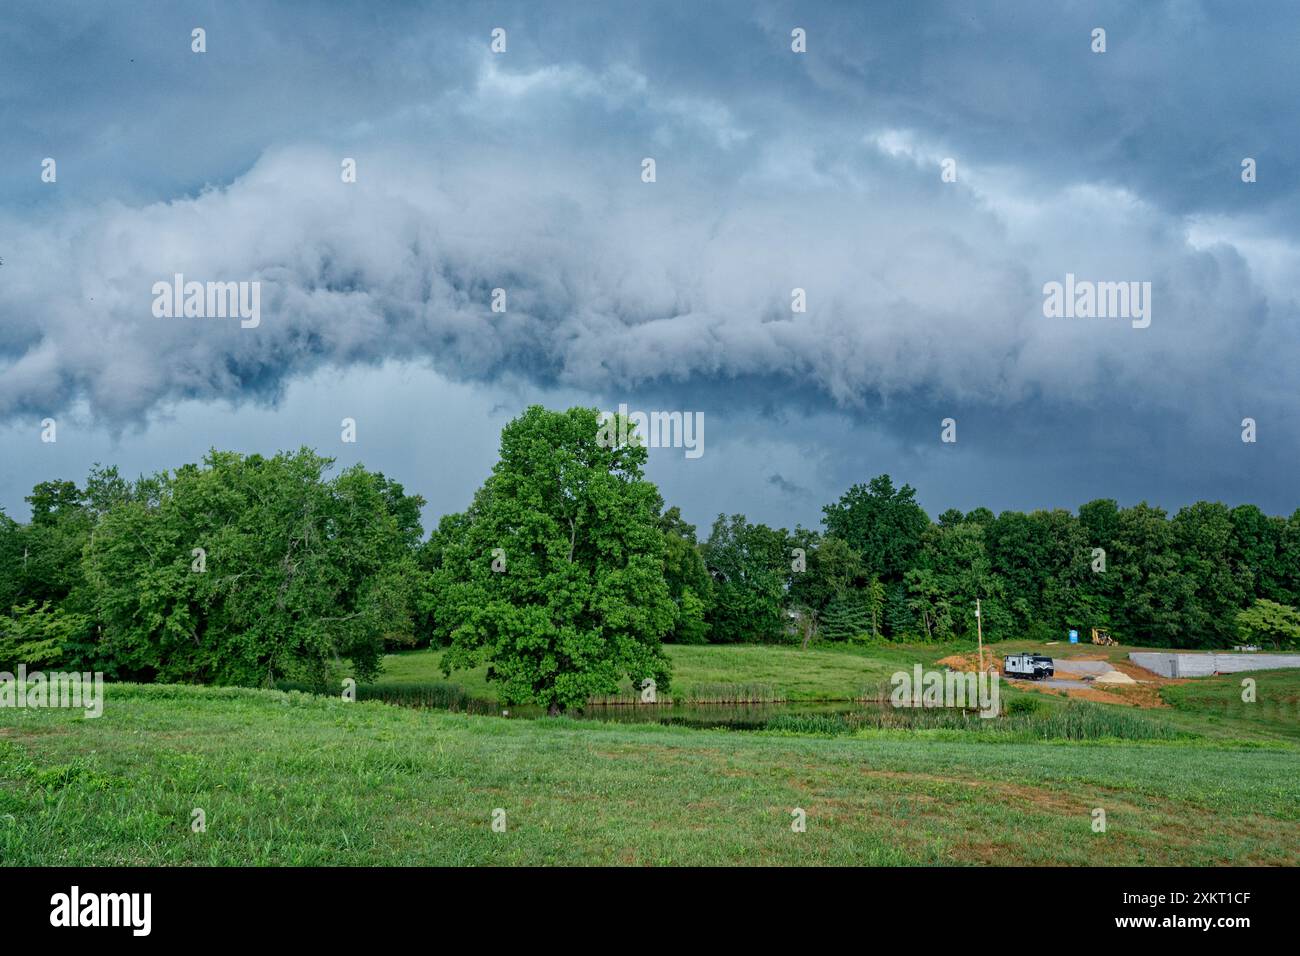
[1,53,1292,472]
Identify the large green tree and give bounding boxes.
[10,480,95,613]
[1280,510,1300,606]
[1171,501,1253,647]
[787,531,879,644]
[85,449,423,685]
[1230,505,1287,604]
[909,520,1011,641]
[0,508,21,616]
[657,504,713,644]
[822,475,929,581]
[1105,502,1199,647]
[430,406,675,713]
[700,514,790,643]
[1236,599,1300,650]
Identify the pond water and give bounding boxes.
[477,700,879,729]
[353,684,1000,731]
[350,682,884,728]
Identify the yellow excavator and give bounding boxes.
[1090,627,1117,646]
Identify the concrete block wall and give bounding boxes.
[1129,651,1300,678]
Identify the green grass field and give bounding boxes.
[2,641,1297,866]
[374,641,968,703]
[1159,669,1300,743]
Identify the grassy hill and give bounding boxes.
[1,641,1297,866]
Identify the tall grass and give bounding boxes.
[764,700,1186,741]
[276,679,497,713]
[675,682,784,704]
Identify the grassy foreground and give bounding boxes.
[1,679,1297,866]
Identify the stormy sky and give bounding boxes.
[1,0,1297,535]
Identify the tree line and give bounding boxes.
[2,405,1297,710]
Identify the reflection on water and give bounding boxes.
[346,681,906,729]
[479,699,877,729]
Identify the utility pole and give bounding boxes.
[976,597,984,672]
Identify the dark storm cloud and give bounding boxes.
[1,0,1297,521]
[767,473,809,497]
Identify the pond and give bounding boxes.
[347,682,880,728]
[501,700,874,729]
[348,683,989,732]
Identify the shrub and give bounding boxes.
[0,602,88,670]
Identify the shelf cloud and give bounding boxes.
[3,0,1299,522]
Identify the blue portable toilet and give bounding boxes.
[1068,629,1079,644]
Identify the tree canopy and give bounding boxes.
[83,449,423,685]
[3,410,1299,701]
[428,406,675,713]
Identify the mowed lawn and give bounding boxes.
[377,641,971,702]
[1,681,1297,866]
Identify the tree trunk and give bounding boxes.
[800,612,816,650]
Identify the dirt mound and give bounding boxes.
[937,652,1001,673]
[1093,670,1137,685]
